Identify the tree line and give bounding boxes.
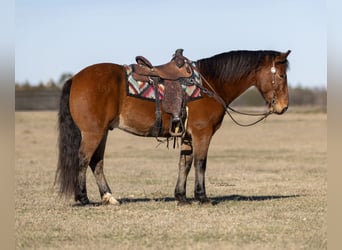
[15,72,73,91]
[231,85,326,109]
[15,73,326,109]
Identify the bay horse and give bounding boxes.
[55,49,291,205]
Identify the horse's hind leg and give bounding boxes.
[89,131,120,205]
[75,131,105,205]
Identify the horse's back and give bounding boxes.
[69,63,125,132]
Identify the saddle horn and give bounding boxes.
[174,49,184,56]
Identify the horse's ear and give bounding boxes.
[284,50,291,58]
[276,50,291,63]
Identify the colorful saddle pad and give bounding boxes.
[124,62,203,102]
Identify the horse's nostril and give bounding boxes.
[281,106,288,114]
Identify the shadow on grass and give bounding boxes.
[120,194,301,205]
[210,194,300,205]
[72,194,300,207]
[122,194,299,204]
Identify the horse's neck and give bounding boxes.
[197,59,257,105]
[215,75,256,105]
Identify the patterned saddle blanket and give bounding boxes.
[124,63,203,102]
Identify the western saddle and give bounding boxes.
[131,49,194,137]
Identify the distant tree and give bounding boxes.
[46,79,59,90]
[288,85,326,107]
[58,72,73,87]
[21,81,31,90]
[37,82,45,90]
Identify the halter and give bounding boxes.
[197,62,278,127]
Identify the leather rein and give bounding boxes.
[191,62,278,127]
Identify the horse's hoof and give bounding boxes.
[196,198,213,206]
[102,193,120,205]
[176,200,192,206]
[75,196,90,205]
[199,200,213,206]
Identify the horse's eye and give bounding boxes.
[279,74,286,79]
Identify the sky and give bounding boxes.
[15,0,326,88]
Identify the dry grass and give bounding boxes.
[15,109,327,249]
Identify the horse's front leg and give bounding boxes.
[193,133,212,204]
[194,157,211,204]
[174,137,193,205]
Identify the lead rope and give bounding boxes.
[197,69,276,127]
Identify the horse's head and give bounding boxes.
[255,50,291,114]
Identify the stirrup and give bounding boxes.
[169,117,185,137]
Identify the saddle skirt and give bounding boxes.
[124,62,203,102]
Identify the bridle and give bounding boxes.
[270,62,278,111]
[195,62,279,127]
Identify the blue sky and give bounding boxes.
[15,0,326,87]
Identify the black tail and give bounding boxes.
[55,79,81,197]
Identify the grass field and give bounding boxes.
[15,109,327,249]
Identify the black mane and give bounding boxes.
[197,50,285,83]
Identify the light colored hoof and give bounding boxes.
[102,193,120,205]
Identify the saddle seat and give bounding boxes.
[131,49,194,137]
[133,49,193,81]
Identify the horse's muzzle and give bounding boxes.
[274,106,288,115]
[269,103,288,115]
[280,106,288,114]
